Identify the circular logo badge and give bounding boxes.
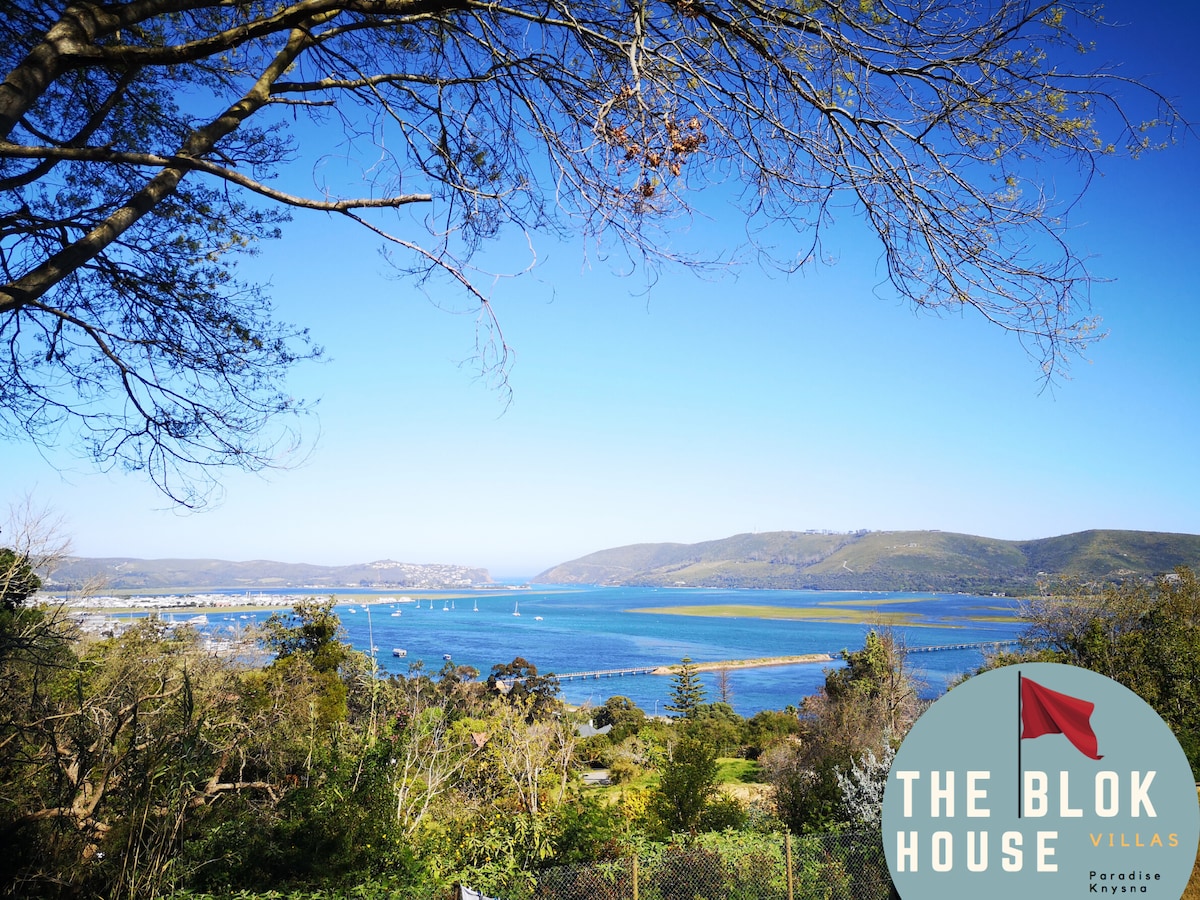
[882,663,1199,898]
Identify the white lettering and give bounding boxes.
[967,771,990,818]
[1025,771,1048,817]
[896,771,920,818]
[1037,831,1058,872]
[1130,772,1156,818]
[931,771,954,818]
[1095,772,1119,817]
[967,830,988,872]
[897,831,919,872]
[1002,831,1023,871]
[889,830,1063,872]
[1060,771,1082,818]
[932,832,953,872]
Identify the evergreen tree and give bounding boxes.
[665,657,706,719]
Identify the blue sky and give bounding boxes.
[5,2,1199,579]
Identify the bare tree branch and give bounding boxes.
[0,0,1186,502]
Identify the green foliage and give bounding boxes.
[486,657,562,722]
[765,754,848,835]
[543,797,627,865]
[651,735,719,834]
[260,598,353,674]
[761,630,918,834]
[686,831,791,900]
[683,702,746,754]
[0,547,40,611]
[664,657,706,719]
[0,591,917,898]
[1006,567,1200,777]
[744,708,802,758]
[697,794,750,832]
[592,695,647,741]
[650,844,729,900]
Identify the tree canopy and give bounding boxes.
[0,547,40,611]
[0,0,1182,503]
[999,568,1200,776]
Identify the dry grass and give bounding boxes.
[1185,805,1200,900]
[1184,851,1200,900]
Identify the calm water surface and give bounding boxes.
[212,585,1024,716]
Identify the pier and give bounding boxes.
[555,666,661,682]
[905,639,1021,654]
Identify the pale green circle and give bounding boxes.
[882,663,1199,899]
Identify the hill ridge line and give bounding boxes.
[535,528,1200,593]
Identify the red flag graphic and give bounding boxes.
[1021,677,1103,759]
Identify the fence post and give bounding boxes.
[785,833,794,900]
[632,854,639,900]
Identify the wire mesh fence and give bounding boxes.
[521,831,894,900]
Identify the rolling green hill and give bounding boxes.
[534,529,1200,593]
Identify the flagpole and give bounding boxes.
[1017,669,1023,820]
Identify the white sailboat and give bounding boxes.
[512,600,521,617]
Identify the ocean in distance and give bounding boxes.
[225,585,1025,717]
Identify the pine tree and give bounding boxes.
[665,657,706,719]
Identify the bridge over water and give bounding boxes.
[554,640,1020,682]
[906,639,1021,654]
[556,666,662,682]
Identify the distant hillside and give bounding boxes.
[42,557,491,592]
[534,530,1200,593]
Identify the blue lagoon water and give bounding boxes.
[308,586,1026,716]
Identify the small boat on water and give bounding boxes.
[393,648,407,657]
[390,611,402,617]
[512,601,521,617]
[443,653,452,661]
[535,616,543,621]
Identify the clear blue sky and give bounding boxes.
[5,2,1199,579]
